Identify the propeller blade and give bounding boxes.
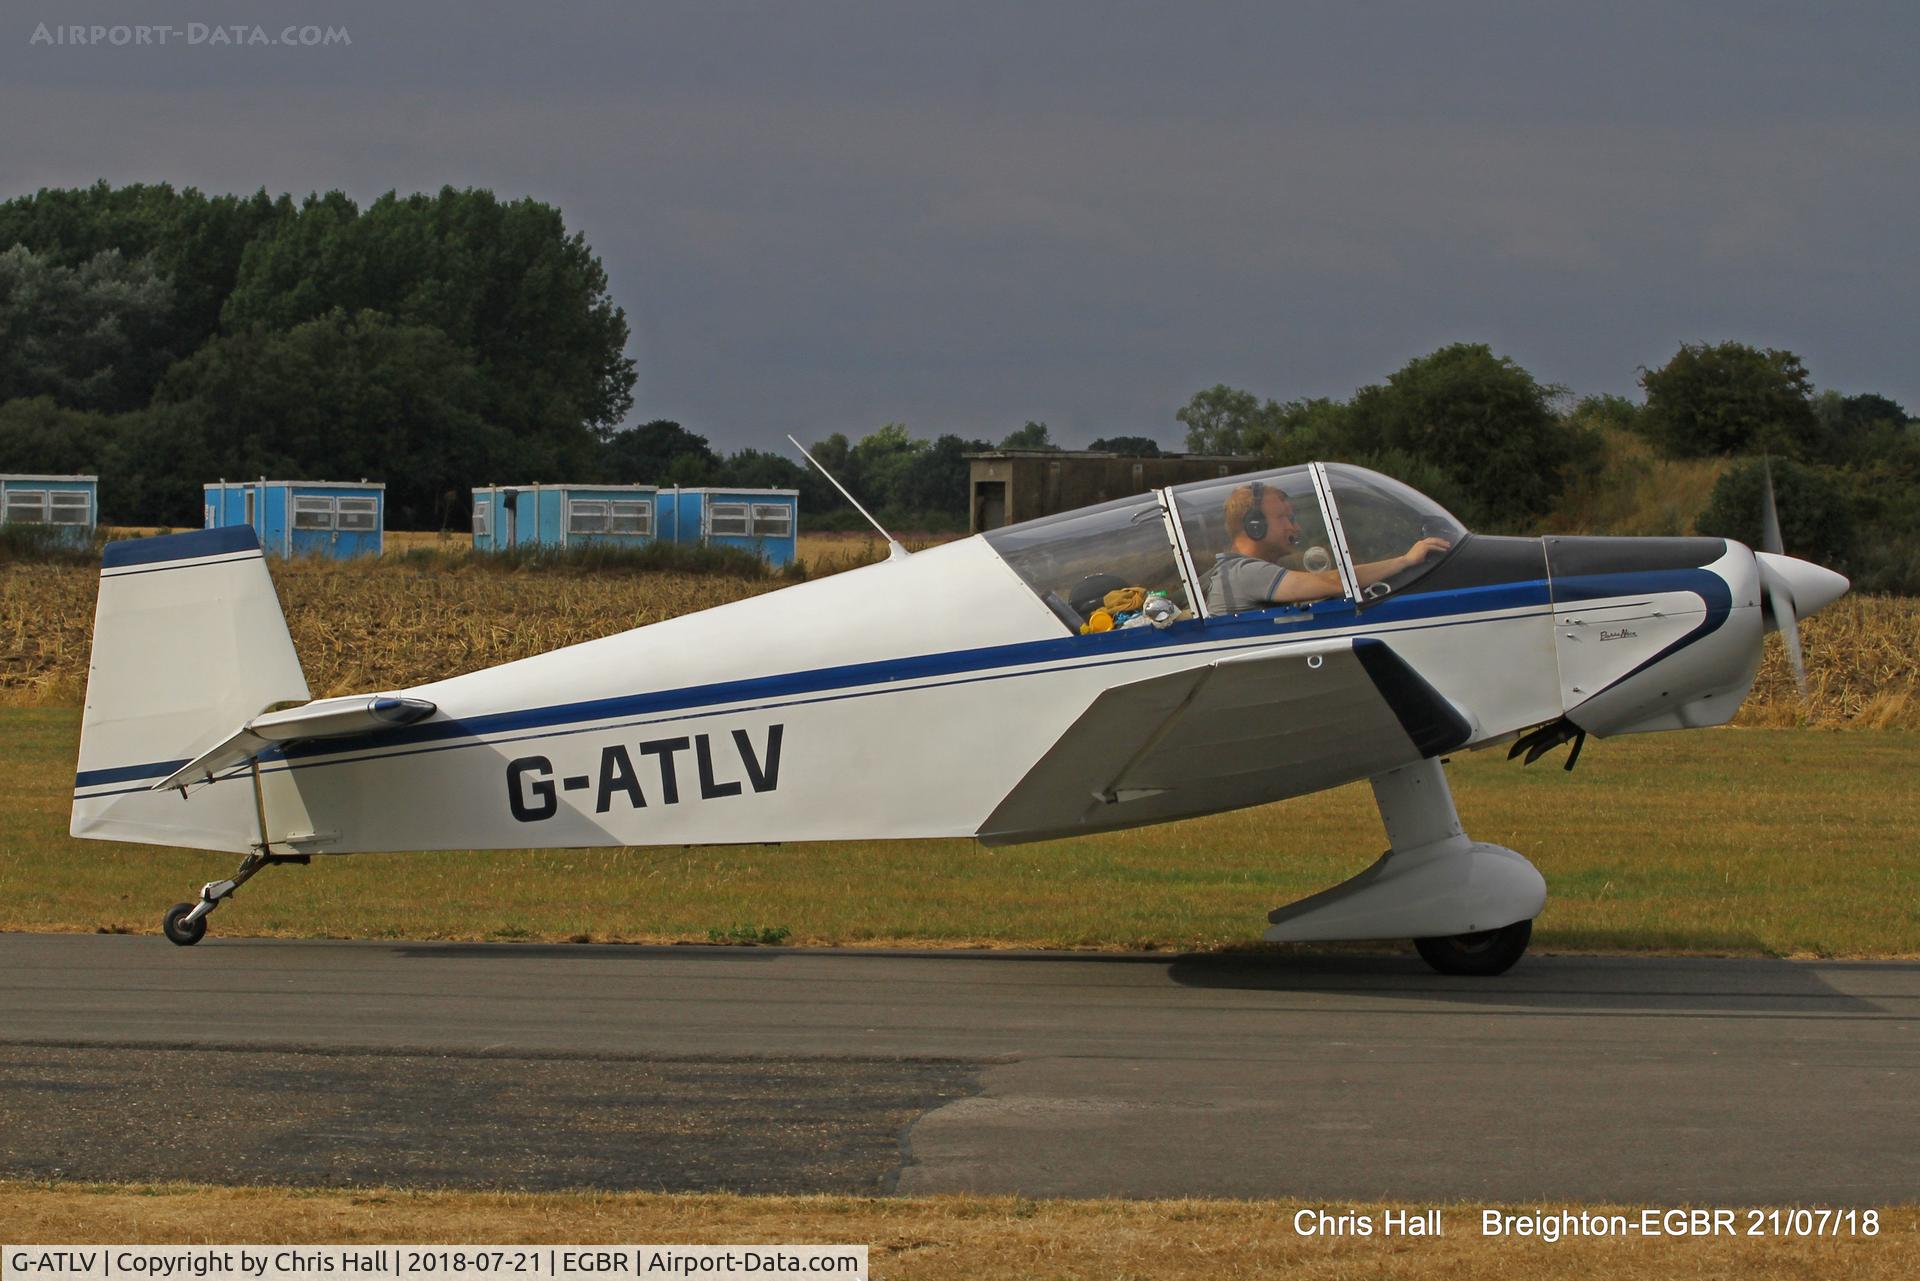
[1759,458,1784,556]
[1765,577,1807,698]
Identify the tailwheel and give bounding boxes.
[1414,918,1532,976]
[163,902,207,947]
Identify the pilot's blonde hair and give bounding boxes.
[1224,485,1255,537]
[1224,483,1285,539]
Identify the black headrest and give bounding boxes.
[1068,572,1129,619]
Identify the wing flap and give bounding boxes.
[150,695,436,793]
[979,637,1469,843]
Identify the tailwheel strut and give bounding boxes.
[162,849,309,946]
[162,760,310,946]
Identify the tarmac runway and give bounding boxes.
[1,933,1915,1202]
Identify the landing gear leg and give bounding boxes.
[1263,757,1547,975]
[161,850,307,946]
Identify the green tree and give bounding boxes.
[601,419,717,484]
[1698,458,1857,569]
[1565,393,1643,436]
[998,421,1058,450]
[0,182,294,399]
[895,433,989,517]
[1344,344,1589,528]
[715,448,809,492]
[0,396,121,478]
[223,186,636,443]
[1256,398,1355,465]
[153,309,518,529]
[0,246,176,412]
[1087,435,1162,456]
[1639,342,1817,458]
[1841,393,1909,429]
[1176,385,1278,454]
[800,433,857,515]
[1815,391,1914,467]
[849,422,924,512]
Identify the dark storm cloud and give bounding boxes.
[5,1,1916,449]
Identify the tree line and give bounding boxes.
[0,182,1116,532]
[0,182,639,529]
[1,184,1913,587]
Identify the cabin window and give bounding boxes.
[3,490,48,524]
[336,496,378,532]
[984,493,1192,635]
[472,501,490,537]
[709,503,750,536]
[1169,466,1335,616]
[751,504,792,537]
[292,496,335,530]
[568,500,610,534]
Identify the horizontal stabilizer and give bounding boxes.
[151,694,436,793]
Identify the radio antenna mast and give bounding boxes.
[787,434,908,560]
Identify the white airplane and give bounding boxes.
[71,462,1847,974]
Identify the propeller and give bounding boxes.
[1756,460,1805,696]
[1752,459,1849,700]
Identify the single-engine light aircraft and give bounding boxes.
[72,462,1847,974]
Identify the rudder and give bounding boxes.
[71,526,310,850]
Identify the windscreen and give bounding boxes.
[1322,463,1466,599]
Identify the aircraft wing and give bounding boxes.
[978,636,1471,844]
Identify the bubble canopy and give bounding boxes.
[984,463,1467,632]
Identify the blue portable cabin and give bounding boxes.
[1,473,99,545]
[471,483,661,551]
[656,487,799,567]
[202,479,386,558]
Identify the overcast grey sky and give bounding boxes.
[5,1,1915,451]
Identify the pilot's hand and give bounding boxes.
[1402,536,1451,567]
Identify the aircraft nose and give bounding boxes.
[1754,551,1849,619]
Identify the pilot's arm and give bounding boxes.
[1266,536,1451,604]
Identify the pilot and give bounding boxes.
[1206,481,1451,613]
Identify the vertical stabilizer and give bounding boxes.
[72,527,311,850]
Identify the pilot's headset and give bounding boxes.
[1240,481,1268,541]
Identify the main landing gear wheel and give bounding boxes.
[163,902,208,947]
[1414,919,1532,976]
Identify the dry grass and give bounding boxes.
[1548,427,1734,537]
[1,1184,1911,1279]
[0,556,785,705]
[1742,595,1920,728]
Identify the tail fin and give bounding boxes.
[72,527,310,850]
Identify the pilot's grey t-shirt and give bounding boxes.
[1204,553,1287,614]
